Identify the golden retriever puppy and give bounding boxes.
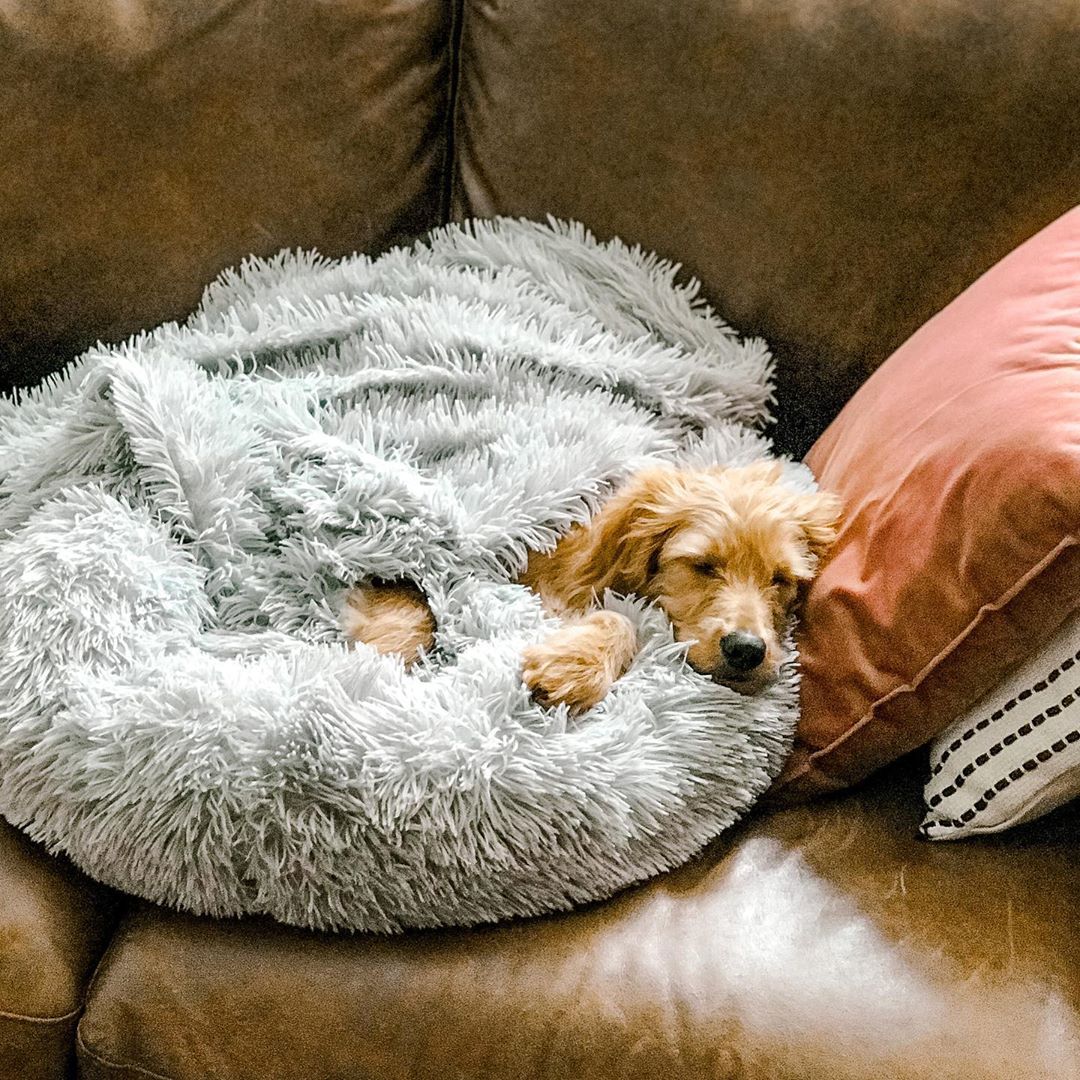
[342,461,841,713]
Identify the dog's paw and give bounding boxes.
[521,612,636,713]
[521,644,615,713]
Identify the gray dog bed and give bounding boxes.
[0,218,808,932]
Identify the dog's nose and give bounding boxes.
[720,631,766,672]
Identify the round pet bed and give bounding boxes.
[0,219,807,932]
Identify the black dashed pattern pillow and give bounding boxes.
[921,610,1080,840]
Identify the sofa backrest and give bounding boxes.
[0,1,451,385]
[4,0,1080,454]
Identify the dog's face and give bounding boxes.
[647,463,840,692]
[579,462,842,694]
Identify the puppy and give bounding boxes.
[341,461,841,712]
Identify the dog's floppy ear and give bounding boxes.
[795,488,843,566]
[559,468,687,605]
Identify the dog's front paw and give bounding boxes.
[522,643,615,713]
[521,612,636,713]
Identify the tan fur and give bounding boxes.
[521,610,639,712]
[340,582,436,667]
[342,462,841,710]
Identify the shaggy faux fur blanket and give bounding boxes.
[0,218,807,932]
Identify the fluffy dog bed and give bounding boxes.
[0,218,809,932]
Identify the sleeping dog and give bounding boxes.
[342,461,841,711]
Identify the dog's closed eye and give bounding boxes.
[691,560,721,577]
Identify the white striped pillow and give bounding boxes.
[921,608,1080,839]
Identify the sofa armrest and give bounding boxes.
[0,818,120,1080]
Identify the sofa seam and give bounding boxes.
[0,890,127,1026]
[73,906,140,1074]
[76,1027,180,1080]
[438,0,467,224]
[0,1003,81,1025]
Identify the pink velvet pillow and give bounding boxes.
[777,205,1080,799]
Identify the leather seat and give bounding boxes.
[76,758,1080,1079]
[0,822,117,1080]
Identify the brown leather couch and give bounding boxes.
[2,2,1079,1077]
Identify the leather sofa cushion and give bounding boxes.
[77,759,1080,1080]
[450,0,1080,456]
[0,819,117,1080]
[0,0,451,391]
[782,203,1080,799]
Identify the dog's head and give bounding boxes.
[578,461,842,693]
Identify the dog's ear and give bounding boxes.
[563,468,687,603]
[795,489,843,566]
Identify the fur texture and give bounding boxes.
[0,217,820,931]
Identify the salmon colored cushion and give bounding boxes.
[778,205,1080,799]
